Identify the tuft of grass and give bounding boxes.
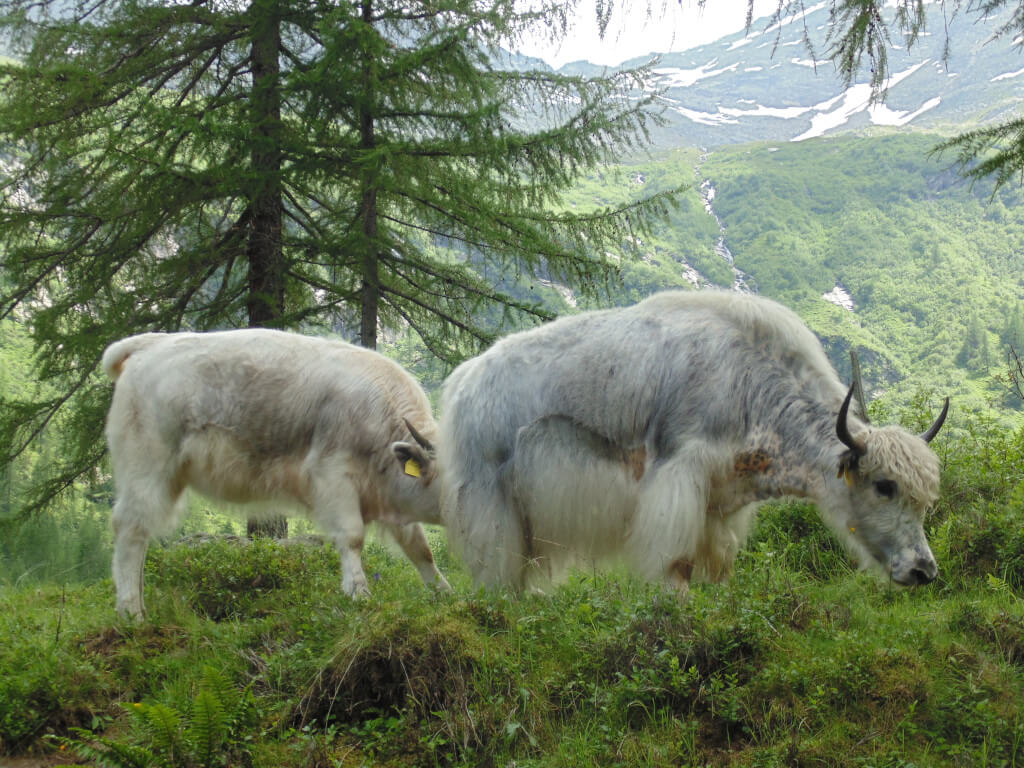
[147,535,343,621]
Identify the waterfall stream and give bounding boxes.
[695,152,756,293]
[698,177,756,293]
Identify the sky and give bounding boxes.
[516,0,781,67]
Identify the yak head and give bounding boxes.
[389,418,442,525]
[827,386,949,586]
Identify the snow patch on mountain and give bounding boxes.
[792,60,938,140]
[653,59,738,87]
[659,96,739,125]
[791,57,831,69]
[656,58,940,138]
[721,103,812,119]
[823,285,855,311]
[992,67,1024,81]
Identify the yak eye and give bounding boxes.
[873,479,897,499]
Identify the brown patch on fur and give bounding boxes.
[733,449,773,476]
[171,460,190,500]
[109,350,134,379]
[626,445,647,481]
[280,460,312,507]
[669,557,694,585]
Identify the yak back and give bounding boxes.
[108,329,434,472]
[442,290,847,464]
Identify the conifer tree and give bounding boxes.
[957,313,992,372]
[1002,303,1024,351]
[0,0,671,513]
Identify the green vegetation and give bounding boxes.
[3,105,1024,766]
[556,133,1024,418]
[0,399,1022,767]
[702,133,1024,416]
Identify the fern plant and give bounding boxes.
[57,666,253,768]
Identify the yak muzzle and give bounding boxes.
[893,553,938,586]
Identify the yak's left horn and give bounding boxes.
[849,349,870,424]
[920,397,950,443]
[836,384,867,456]
[404,418,435,453]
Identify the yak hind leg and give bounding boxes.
[110,482,185,619]
[444,477,527,592]
[626,458,709,598]
[111,507,149,620]
[666,557,695,598]
[377,521,452,593]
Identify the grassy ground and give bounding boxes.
[0,502,1022,768]
[1,410,1023,767]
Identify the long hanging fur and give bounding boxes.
[438,290,947,593]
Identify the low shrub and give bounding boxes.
[59,665,258,768]
[746,500,853,580]
[146,536,340,620]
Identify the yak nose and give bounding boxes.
[908,556,938,585]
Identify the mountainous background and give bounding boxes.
[533,0,1024,148]
[485,1,1024,421]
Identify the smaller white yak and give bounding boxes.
[102,329,450,618]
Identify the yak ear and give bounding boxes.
[837,449,860,486]
[392,441,431,479]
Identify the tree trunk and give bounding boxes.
[358,187,379,349]
[245,0,287,539]
[358,0,379,350]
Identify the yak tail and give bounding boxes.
[101,333,169,380]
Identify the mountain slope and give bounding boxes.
[543,1,1023,148]
[555,133,1024,418]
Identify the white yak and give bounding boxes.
[438,290,948,593]
[102,329,450,617]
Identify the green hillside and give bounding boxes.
[709,133,1021,406]
[558,133,1024,420]
[2,129,1024,767]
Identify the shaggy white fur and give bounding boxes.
[439,290,947,593]
[102,329,450,618]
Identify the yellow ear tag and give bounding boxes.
[404,458,421,478]
[844,469,854,488]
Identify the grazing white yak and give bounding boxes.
[102,329,451,618]
[438,290,948,594]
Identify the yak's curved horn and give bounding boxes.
[920,397,950,443]
[404,418,435,453]
[836,384,867,457]
[850,349,870,424]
